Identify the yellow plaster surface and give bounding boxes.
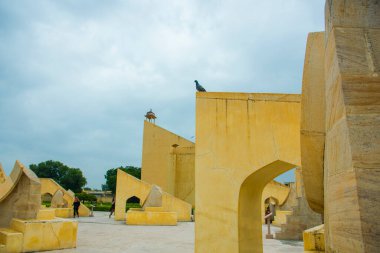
[40,178,90,217]
[0,228,23,253]
[141,121,195,206]
[261,180,290,223]
[0,161,41,228]
[126,209,177,226]
[262,181,290,206]
[161,192,191,221]
[54,208,73,218]
[115,170,192,222]
[37,209,56,220]
[0,164,12,201]
[10,218,77,252]
[195,92,301,253]
[300,31,325,214]
[115,169,151,221]
[272,210,293,226]
[303,224,325,251]
[172,146,195,206]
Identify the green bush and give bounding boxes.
[76,192,97,203]
[42,201,51,207]
[83,202,141,212]
[126,203,141,211]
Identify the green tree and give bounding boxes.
[30,160,87,193]
[104,166,141,194]
[60,168,87,193]
[75,192,97,203]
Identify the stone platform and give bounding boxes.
[47,211,305,253]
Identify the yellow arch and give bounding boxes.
[195,92,301,253]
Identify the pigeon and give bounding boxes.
[194,80,206,92]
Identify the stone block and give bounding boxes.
[126,209,177,226]
[0,161,41,227]
[325,0,380,37]
[37,209,56,220]
[10,218,77,252]
[272,210,292,226]
[0,228,23,253]
[144,207,165,212]
[51,189,66,208]
[55,208,73,218]
[303,224,325,251]
[142,185,162,208]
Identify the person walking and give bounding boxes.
[73,197,80,218]
[109,197,115,218]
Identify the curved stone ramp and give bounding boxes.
[40,178,91,217]
[115,169,192,222]
[261,180,291,225]
[0,161,41,227]
[0,163,13,201]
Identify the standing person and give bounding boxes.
[109,197,115,218]
[73,197,80,218]
[265,206,271,224]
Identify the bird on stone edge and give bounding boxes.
[194,80,206,92]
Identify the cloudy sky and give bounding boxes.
[0,0,325,189]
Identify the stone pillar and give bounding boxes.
[323,1,380,252]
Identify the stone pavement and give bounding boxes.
[48,211,304,253]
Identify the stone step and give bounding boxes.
[281,222,308,232]
[0,244,5,253]
[275,231,303,240]
[0,228,23,253]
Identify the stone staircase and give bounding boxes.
[0,244,5,253]
[275,195,322,240]
[0,228,23,253]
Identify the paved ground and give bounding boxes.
[49,211,304,253]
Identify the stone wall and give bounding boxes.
[301,1,380,252]
[141,121,195,205]
[0,161,41,227]
[195,92,301,253]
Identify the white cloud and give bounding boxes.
[0,0,325,188]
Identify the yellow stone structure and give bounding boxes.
[275,168,322,240]
[126,208,177,226]
[301,1,380,252]
[300,31,325,215]
[303,224,325,252]
[141,121,195,206]
[10,218,77,252]
[261,180,290,224]
[40,178,91,217]
[272,210,292,226]
[0,161,41,227]
[115,169,192,223]
[0,161,78,252]
[36,209,56,220]
[195,92,301,253]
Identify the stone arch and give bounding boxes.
[41,192,53,206]
[195,92,301,253]
[40,178,74,207]
[238,160,296,253]
[126,196,140,203]
[115,169,151,220]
